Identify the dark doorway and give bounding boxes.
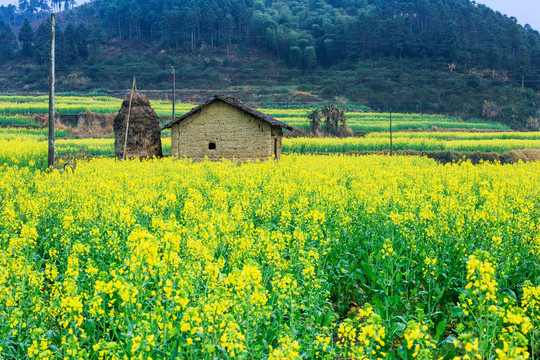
[209,142,216,150]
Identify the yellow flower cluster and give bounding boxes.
[523,281,540,316]
[269,335,301,360]
[422,256,437,278]
[464,252,498,302]
[381,239,395,260]
[28,338,52,360]
[454,251,533,359]
[0,139,47,168]
[495,307,532,360]
[336,304,386,359]
[404,319,436,359]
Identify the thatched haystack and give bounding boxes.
[114,92,163,159]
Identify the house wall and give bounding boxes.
[171,100,283,161]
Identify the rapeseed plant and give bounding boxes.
[0,153,538,358]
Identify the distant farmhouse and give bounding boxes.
[162,95,293,161]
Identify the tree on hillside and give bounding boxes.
[18,18,34,59]
[0,5,17,27]
[56,25,77,69]
[18,0,48,21]
[224,13,235,54]
[33,21,50,65]
[289,46,302,68]
[18,0,29,12]
[87,24,105,64]
[303,46,317,70]
[63,0,76,11]
[51,0,62,13]
[74,24,89,60]
[0,21,17,64]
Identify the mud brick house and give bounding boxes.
[162,95,293,161]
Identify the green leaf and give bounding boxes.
[501,288,517,301]
[361,261,375,282]
[353,268,366,282]
[443,349,457,360]
[392,322,407,336]
[444,335,458,345]
[169,340,179,360]
[373,295,384,311]
[435,290,447,303]
[323,311,339,326]
[450,306,465,318]
[435,320,447,341]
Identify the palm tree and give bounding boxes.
[307,108,322,134]
[309,104,350,137]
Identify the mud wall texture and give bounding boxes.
[171,101,283,161]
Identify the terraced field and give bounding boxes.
[264,109,511,132]
[0,95,510,132]
[284,132,540,153]
[3,94,534,162]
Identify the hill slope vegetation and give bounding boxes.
[0,0,539,129]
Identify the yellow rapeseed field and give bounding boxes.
[0,154,539,359]
[2,127,540,164]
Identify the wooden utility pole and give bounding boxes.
[48,13,55,169]
[172,66,176,121]
[123,75,136,160]
[389,110,393,156]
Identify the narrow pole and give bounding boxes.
[389,110,393,156]
[172,66,176,121]
[48,13,55,169]
[123,75,136,160]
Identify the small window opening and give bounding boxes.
[209,142,216,150]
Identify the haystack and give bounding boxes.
[114,92,162,159]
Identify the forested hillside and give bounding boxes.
[0,0,539,128]
[94,0,540,82]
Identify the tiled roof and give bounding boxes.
[162,95,293,131]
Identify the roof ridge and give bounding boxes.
[162,95,293,131]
